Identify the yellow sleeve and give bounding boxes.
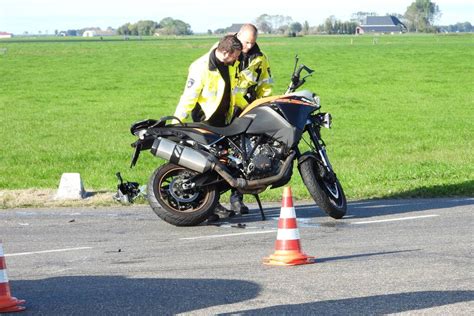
[256,54,273,98]
[238,60,261,89]
[173,63,205,123]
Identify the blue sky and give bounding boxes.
[1,0,472,34]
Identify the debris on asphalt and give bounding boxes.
[231,223,246,229]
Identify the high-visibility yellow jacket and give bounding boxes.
[237,43,273,105]
[173,50,247,125]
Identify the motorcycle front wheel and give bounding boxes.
[147,163,218,226]
[299,158,347,219]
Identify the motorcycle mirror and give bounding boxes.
[116,172,124,185]
[302,73,313,82]
[302,65,315,74]
[292,54,299,75]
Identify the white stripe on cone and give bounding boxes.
[279,207,296,219]
[0,269,8,283]
[276,228,300,241]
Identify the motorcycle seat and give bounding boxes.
[184,117,253,136]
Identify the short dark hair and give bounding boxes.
[217,35,242,54]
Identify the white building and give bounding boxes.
[0,32,13,39]
[82,30,97,37]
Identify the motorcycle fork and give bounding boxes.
[306,125,336,181]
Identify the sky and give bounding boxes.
[1,0,473,34]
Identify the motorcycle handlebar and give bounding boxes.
[287,63,314,94]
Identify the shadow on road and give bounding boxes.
[345,197,474,219]
[316,249,420,263]
[381,180,474,199]
[11,276,260,314]
[218,291,474,315]
[234,197,473,223]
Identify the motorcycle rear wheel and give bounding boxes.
[299,158,347,219]
[147,163,218,226]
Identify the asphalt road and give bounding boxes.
[1,198,473,315]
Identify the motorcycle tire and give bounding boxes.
[299,158,347,219]
[147,163,219,226]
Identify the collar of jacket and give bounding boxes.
[209,48,238,71]
[245,42,263,58]
[208,48,219,71]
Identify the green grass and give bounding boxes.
[1,34,473,201]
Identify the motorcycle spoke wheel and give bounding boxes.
[147,163,219,226]
[157,168,208,213]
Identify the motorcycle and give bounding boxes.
[128,56,347,226]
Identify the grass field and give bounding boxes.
[1,34,473,202]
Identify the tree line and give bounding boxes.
[56,0,470,37]
[117,18,192,36]
[249,1,454,35]
[440,22,472,33]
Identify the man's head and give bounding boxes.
[237,24,258,54]
[216,35,242,65]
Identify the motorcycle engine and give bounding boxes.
[245,137,285,179]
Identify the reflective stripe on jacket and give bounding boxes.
[238,52,272,100]
[236,43,273,107]
[174,51,247,124]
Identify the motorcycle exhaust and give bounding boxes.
[214,151,296,190]
[151,137,295,191]
[151,138,215,174]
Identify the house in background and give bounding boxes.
[0,32,13,39]
[226,24,244,33]
[356,16,407,34]
[82,29,116,37]
[82,30,97,37]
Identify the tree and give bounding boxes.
[136,20,158,36]
[213,28,226,34]
[259,21,273,34]
[303,21,310,35]
[324,16,336,34]
[118,18,191,36]
[444,21,472,32]
[254,14,293,34]
[319,16,357,34]
[128,23,138,36]
[404,0,441,32]
[117,23,132,35]
[158,17,193,35]
[255,14,272,33]
[289,22,303,34]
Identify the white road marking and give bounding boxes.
[352,214,439,225]
[180,230,276,240]
[4,247,92,257]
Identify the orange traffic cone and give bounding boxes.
[263,187,315,266]
[0,240,26,313]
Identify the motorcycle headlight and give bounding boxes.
[322,113,332,129]
[313,95,321,109]
[134,129,147,139]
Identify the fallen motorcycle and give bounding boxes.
[129,56,347,226]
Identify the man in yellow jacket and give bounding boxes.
[174,35,244,221]
[227,24,274,216]
[236,24,273,105]
[173,35,246,127]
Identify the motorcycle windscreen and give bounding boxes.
[273,101,317,130]
[244,107,302,148]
